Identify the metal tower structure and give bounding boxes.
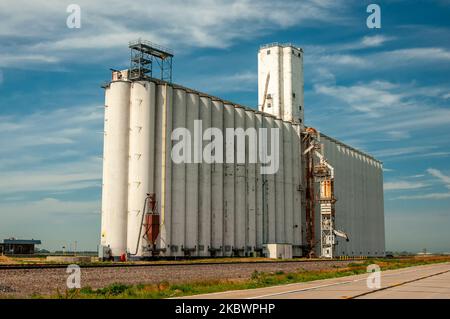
[128,39,173,82]
[303,127,348,258]
[302,130,316,258]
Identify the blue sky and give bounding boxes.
[0,0,449,253]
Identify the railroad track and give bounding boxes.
[0,258,361,270]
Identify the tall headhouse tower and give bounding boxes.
[257,43,304,124]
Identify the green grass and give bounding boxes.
[45,256,450,299]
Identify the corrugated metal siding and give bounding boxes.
[101,79,384,258]
[321,135,385,257]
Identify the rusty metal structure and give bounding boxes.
[143,193,160,254]
[302,130,317,258]
[128,39,173,82]
[303,128,348,258]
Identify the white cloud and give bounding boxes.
[0,0,350,67]
[373,146,434,158]
[0,160,101,194]
[0,54,59,66]
[311,79,450,140]
[379,47,450,63]
[391,168,450,200]
[315,54,369,68]
[361,35,393,47]
[0,197,100,216]
[314,81,404,116]
[306,43,450,71]
[427,168,450,189]
[187,71,257,93]
[385,130,411,140]
[384,181,428,191]
[395,193,450,200]
[0,105,103,196]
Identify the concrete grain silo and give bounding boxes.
[99,40,385,260]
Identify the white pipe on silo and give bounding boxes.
[245,110,257,253]
[171,89,187,256]
[343,145,351,256]
[234,107,246,255]
[367,159,373,255]
[335,141,348,256]
[360,154,366,256]
[364,157,369,255]
[199,96,212,256]
[255,113,264,250]
[101,86,111,248]
[283,122,293,244]
[378,162,384,256]
[265,116,276,243]
[127,81,156,256]
[211,100,224,256]
[291,124,302,255]
[186,93,200,253]
[361,155,367,256]
[274,119,285,243]
[223,103,235,256]
[353,151,361,256]
[103,80,130,257]
[154,84,173,255]
[100,86,111,250]
[282,47,293,121]
[374,162,379,255]
[342,146,351,256]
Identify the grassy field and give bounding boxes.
[46,256,450,299]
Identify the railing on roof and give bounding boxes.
[128,38,174,56]
[260,42,301,50]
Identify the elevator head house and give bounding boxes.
[99,41,385,260]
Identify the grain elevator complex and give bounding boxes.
[100,40,385,260]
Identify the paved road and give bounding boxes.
[182,262,450,299]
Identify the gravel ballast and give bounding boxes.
[0,260,358,298]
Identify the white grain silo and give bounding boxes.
[99,41,385,259]
[101,79,131,258]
